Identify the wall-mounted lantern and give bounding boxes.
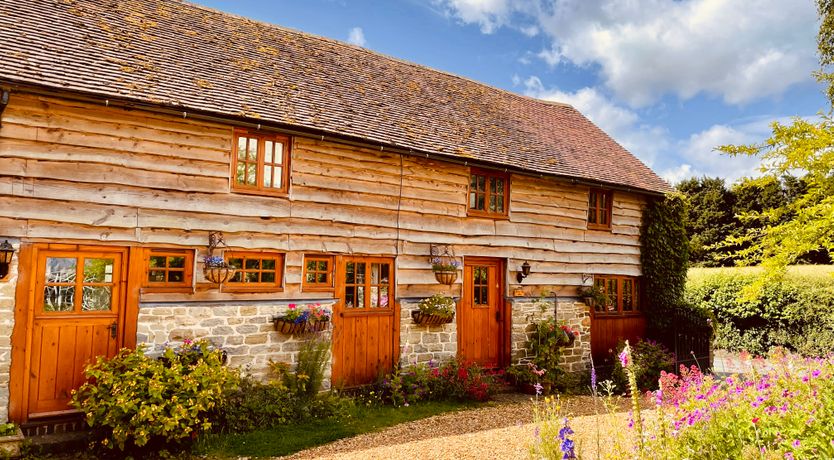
[0,240,15,281]
[516,261,531,283]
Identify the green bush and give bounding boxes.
[71,340,239,451]
[214,378,296,433]
[612,339,675,391]
[686,270,834,355]
[375,359,496,406]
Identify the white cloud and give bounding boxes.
[523,77,668,168]
[438,0,818,106]
[347,27,366,47]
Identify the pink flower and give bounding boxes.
[288,303,296,309]
[752,417,760,424]
[619,350,630,368]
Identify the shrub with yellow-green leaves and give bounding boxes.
[71,340,239,451]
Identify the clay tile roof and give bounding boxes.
[0,0,672,194]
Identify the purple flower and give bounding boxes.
[534,382,543,396]
[619,349,630,368]
[591,366,597,389]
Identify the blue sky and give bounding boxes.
[196,0,826,184]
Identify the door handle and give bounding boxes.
[109,322,118,339]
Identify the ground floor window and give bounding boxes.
[594,275,640,315]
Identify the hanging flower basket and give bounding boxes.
[433,270,458,285]
[273,319,307,335]
[558,326,578,347]
[204,266,236,284]
[307,319,330,332]
[411,310,455,326]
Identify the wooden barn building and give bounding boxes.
[0,0,671,423]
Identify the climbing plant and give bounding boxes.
[639,192,690,332]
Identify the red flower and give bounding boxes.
[752,417,760,424]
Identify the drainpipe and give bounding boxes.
[0,89,9,127]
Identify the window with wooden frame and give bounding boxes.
[344,260,392,310]
[593,275,640,315]
[468,168,509,217]
[224,251,284,291]
[588,188,613,230]
[303,255,334,291]
[144,249,194,292]
[232,130,291,195]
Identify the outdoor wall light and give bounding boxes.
[0,240,15,281]
[516,261,531,283]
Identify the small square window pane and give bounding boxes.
[235,162,246,185]
[261,271,275,283]
[346,263,355,284]
[355,263,366,284]
[237,137,247,160]
[265,141,274,163]
[357,286,365,308]
[262,259,276,270]
[345,286,355,308]
[168,271,184,283]
[371,286,379,308]
[46,257,76,284]
[477,194,485,210]
[274,143,284,165]
[82,286,112,311]
[317,273,327,283]
[495,178,504,194]
[469,192,477,209]
[227,258,243,269]
[148,270,166,283]
[246,164,257,186]
[379,286,389,307]
[245,258,260,269]
[306,260,317,271]
[149,256,166,268]
[371,263,380,284]
[306,272,316,283]
[276,168,286,189]
[245,272,259,283]
[264,166,273,188]
[168,256,186,268]
[44,285,74,312]
[230,271,242,282]
[317,260,328,271]
[84,258,114,283]
[247,137,257,161]
[489,195,496,212]
[496,196,504,213]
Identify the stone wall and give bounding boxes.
[136,300,335,388]
[0,239,19,422]
[399,299,457,366]
[509,297,591,373]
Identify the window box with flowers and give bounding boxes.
[272,303,331,335]
[431,258,461,285]
[411,294,456,326]
[203,255,236,284]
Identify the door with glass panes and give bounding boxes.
[332,257,396,387]
[27,246,126,418]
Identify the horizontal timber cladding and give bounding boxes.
[0,93,646,300]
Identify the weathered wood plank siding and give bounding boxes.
[0,93,646,301]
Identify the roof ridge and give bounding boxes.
[176,0,574,110]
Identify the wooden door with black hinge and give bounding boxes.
[459,257,504,368]
[26,245,127,419]
[331,256,396,387]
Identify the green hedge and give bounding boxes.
[685,270,834,356]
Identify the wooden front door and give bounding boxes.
[459,258,504,368]
[331,257,396,387]
[27,246,127,418]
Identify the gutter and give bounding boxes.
[0,81,667,198]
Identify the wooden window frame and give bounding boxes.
[588,188,613,230]
[341,258,393,312]
[143,248,194,293]
[231,129,292,196]
[593,275,641,316]
[467,167,510,218]
[302,255,334,292]
[223,251,284,292]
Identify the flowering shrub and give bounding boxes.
[637,353,834,459]
[529,396,577,459]
[71,340,238,451]
[529,318,571,385]
[612,338,675,391]
[376,359,496,406]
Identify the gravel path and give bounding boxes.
[282,394,632,460]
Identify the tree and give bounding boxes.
[677,177,735,266]
[711,0,834,294]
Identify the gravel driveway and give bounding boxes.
[282,394,632,460]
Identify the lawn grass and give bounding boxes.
[194,400,476,458]
[688,264,834,284]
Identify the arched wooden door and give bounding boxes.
[458,257,505,368]
[26,245,128,418]
[331,257,397,387]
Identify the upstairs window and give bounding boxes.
[593,275,640,315]
[588,188,613,230]
[232,130,290,195]
[468,168,509,217]
[224,251,284,292]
